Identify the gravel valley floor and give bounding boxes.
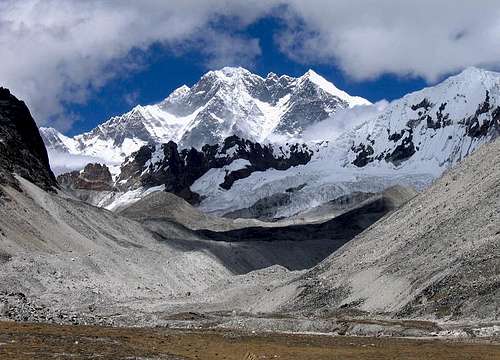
[1,321,499,360]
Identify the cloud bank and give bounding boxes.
[279,1,500,82]
[1,0,500,131]
[303,101,389,142]
[0,0,278,130]
[47,150,108,176]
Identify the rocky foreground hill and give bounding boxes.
[263,136,499,322]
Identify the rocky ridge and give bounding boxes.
[59,135,314,206]
[0,88,57,193]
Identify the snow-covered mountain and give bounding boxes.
[190,67,499,217]
[55,67,499,217]
[346,67,499,169]
[41,67,369,163]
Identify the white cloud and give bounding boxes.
[47,150,106,175]
[2,0,500,132]
[280,1,500,82]
[123,91,140,106]
[303,101,389,142]
[201,31,262,70]
[0,0,279,129]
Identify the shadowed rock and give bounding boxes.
[0,87,57,193]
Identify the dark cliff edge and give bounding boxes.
[54,135,313,204]
[0,87,57,194]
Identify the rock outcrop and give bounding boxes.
[0,87,57,193]
[57,163,114,192]
[114,135,313,204]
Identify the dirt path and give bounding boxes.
[0,321,498,359]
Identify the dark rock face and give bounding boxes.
[410,98,432,112]
[57,163,114,192]
[351,143,376,167]
[352,127,417,168]
[465,91,500,138]
[384,128,416,165]
[351,91,499,168]
[0,88,57,193]
[116,135,314,204]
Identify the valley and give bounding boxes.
[3,2,500,358]
[0,65,498,358]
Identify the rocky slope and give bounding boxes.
[40,67,369,163]
[0,168,369,327]
[260,137,500,321]
[0,88,57,193]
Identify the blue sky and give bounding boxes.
[67,16,428,136]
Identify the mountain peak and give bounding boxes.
[266,71,278,79]
[303,69,321,78]
[458,66,490,76]
[448,66,500,84]
[213,66,253,79]
[301,69,371,107]
[174,84,190,93]
[41,67,372,162]
[163,84,190,103]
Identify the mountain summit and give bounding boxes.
[40,67,369,163]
